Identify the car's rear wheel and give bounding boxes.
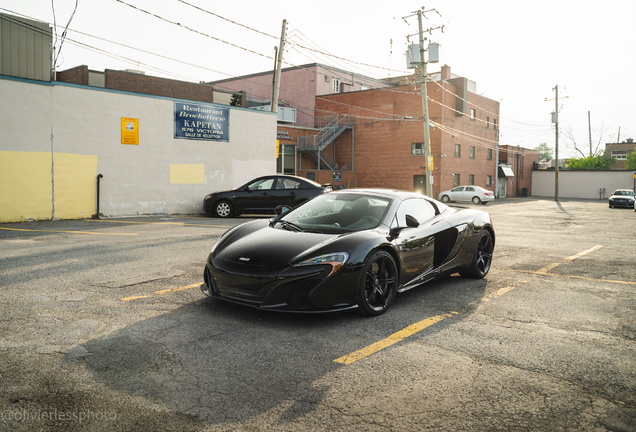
[461,230,493,279]
[441,195,450,203]
[215,201,233,218]
[472,196,481,205]
[358,251,398,316]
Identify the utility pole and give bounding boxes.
[417,10,433,198]
[271,19,287,114]
[403,8,442,198]
[588,111,592,156]
[553,85,559,202]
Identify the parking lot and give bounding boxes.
[1,198,635,431]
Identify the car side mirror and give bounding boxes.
[405,214,419,227]
[389,214,420,238]
[275,204,291,215]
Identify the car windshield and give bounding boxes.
[614,190,634,196]
[277,193,392,234]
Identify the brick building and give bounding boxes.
[56,65,240,106]
[605,138,636,169]
[311,65,501,197]
[498,145,539,198]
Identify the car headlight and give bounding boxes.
[296,252,349,277]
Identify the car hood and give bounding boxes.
[215,221,348,269]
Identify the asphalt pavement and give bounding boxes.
[1,198,635,431]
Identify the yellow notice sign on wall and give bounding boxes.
[121,117,139,145]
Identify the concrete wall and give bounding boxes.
[532,169,636,199]
[0,76,277,222]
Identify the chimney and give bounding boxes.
[627,138,634,143]
[441,64,451,80]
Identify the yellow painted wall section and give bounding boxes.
[0,151,53,222]
[170,164,205,184]
[53,153,98,220]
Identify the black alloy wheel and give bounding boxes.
[358,251,398,316]
[461,230,493,279]
[215,201,233,218]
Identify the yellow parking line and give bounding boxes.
[564,245,603,261]
[85,220,232,228]
[121,283,201,301]
[481,281,526,302]
[334,312,457,365]
[498,268,636,286]
[0,227,137,236]
[536,263,562,274]
[536,245,603,274]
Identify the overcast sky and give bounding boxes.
[3,0,634,158]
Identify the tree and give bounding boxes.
[230,93,242,107]
[626,149,636,170]
[567,151,616,170]
[533,143,553,161]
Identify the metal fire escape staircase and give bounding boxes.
[297,115,353,171]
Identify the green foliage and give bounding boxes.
[230,93,242,107]
[567,152,616,170]
[533,142,553,161]
[625,150,636,170]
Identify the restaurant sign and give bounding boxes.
[174,102,229,142]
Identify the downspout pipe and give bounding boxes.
[92,174,103,219]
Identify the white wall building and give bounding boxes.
[0,76,277,222]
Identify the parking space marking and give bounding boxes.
[501,268,636,286]
[85,220,232,228]
[564,245,603,261]
[334,312,457,365]
[481,280,527,302]
[0,227,137,236]
[536,245,603,274]
[121,282,201,301]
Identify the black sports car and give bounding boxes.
[203,175,332,217]
[201,189,495,316]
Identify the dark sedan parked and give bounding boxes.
[203,175,332,217]
[608,189,635,209]
[201,188,495,316]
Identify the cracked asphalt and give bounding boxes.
[1,198,635,431]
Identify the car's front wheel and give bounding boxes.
[441,195,450,203]
[215,201,233,218]
[461,230,493,279]
[357,251,398,316]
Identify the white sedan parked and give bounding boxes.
[438,186,495,205]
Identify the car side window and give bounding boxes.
[451,187,464,192]
[393,198,436,228]
[275,179,301,190]
[248,178,275,190]
[465,187,475,192]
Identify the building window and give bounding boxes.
[411,142,424,155]
[469,146,475,159]
[470,108,476,120]
[612,150,627,160]
[487,175,492,186]
[486,117,490,128]
[487,149,492,160]
[454,144,461,157]
[493,118,498,130]
[469,174,475,185]
[453,174,460,186]
[332,78,341,93]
